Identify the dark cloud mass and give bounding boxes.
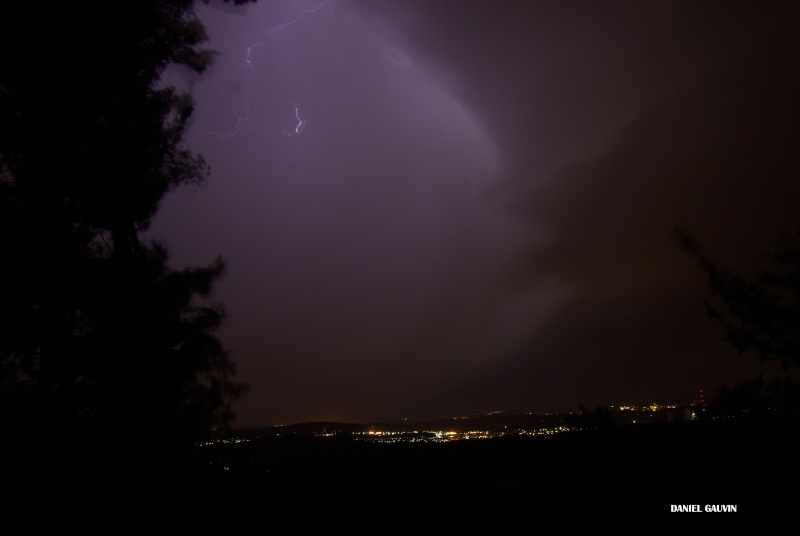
[150,1,800,426]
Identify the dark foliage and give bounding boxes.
[674,227,800,372]
[674,226,800,413]
[566,405,615,429]
[705,376,800,419]
[0,1,253,447]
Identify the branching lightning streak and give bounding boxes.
[245,43,260,66]
[211,2,332,139]
[263,0,333,36]
[203,99,305,139]
[202,91,252,139]
[288,102,305,136]
[206,0,412,145]
[247,1,334,66]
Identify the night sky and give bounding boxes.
[149,0,800,427]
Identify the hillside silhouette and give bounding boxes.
[7,414,799,533]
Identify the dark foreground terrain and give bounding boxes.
[6,417,799,533]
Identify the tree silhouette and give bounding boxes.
[674,227,800,414]
[674,227,800,372]
[0,1,253,447]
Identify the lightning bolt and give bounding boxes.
[202,98,306,139]
[205,2,333,140]
[202,0,412,145]
[245,43,260,66]
[202,91,252,139]
[288,102,305,136]
[246,1,335,66]
[263,0,334,36]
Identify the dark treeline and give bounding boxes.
[0,1,254,451]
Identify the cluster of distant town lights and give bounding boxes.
[198,400,705,448]
[349,427,573,443]
[198,427,575,447]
